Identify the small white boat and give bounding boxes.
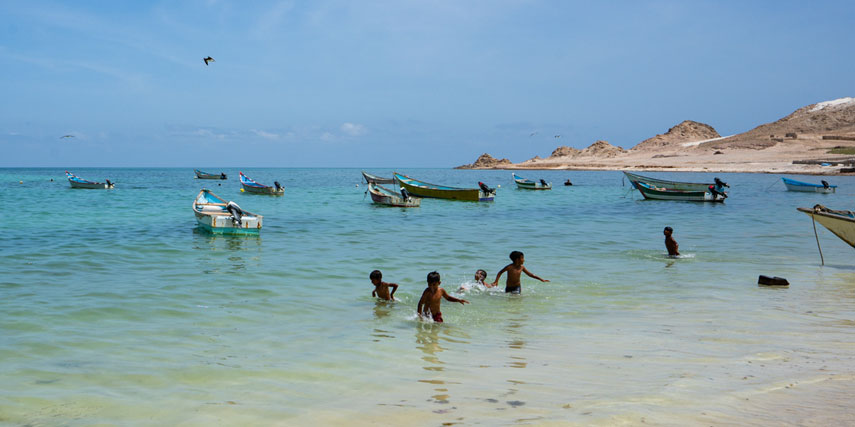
[798,205,855,248]
[783,177,836,194]
[66,171,114,189]
[193,189,262,234]
[367,183,421,207]
[512,173,551,190]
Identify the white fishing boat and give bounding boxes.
[193,189,262,234]
[512,173,552,190]
[798,204,855,248]
[367,183,421,207]
[66,171,114,189]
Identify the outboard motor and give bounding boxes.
[821,180,830,189]
[274,181,282,191]
[400,187,411,201]
[478,181,494,194]
[226,201,244,226]
[540,179,548,187]
[220,173,227,179]
[714,177,729,188]
[105,179,112,187]
[708,185,727,199]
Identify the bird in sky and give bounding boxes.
[529,131,538,137]
[554,134,561,138]
[60,135,75,139]
[203,56,215,65]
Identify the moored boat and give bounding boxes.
[393,172,495,202]
[66,171,114,189]
[195,169,227,180]
[634,181,726,202]
[783,177,836,193]
[239,172,284,195]
[798,205,855,248]
[193,189,262,234]
[512,173,551,190]
[362,171,395,185]
[367,183,421,207]
[623,171,718,192]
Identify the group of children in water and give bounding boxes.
[370,228,680,323]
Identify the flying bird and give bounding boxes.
[60,135,75,139]
[529,131,538,137]
[203,56,215,65]
[554,134,561,138]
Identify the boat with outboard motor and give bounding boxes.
[623,171,723,192]
[66,171,114,189]
[361,171,395,185]
[367,182,421,207]
[393,172,495,201]
[193,189,262,234]
[195,169,227,180]
[239,172,284,195]
[783,177,836,194]
[634,181,726,202]
[512,173,551,190]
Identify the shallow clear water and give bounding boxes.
[1,168,854,425]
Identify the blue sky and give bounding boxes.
[1,1,854,167]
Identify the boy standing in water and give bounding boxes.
[370,270,398,301]
[664,226,680,257]
[418,271,469,323]
[491,251,549,294]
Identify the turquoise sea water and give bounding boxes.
[1,168,854,426]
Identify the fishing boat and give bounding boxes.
[512,173,551,190]
[195,169,228,180]
[367,183,421,207]
[66,171,114,189]
[362,171,395,185]
[798,205,855,248]
[634,181,726,202]
[782,177,836,194]
[623,171,718,192]
[193,189,262,234]
[393,172,495,202]
[239,172,284,195]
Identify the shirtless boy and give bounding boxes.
[664,226,679,257]
[490,251,549,294]
[370,270,398,301]
[417,271,469,323]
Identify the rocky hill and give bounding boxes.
[455,153,513,169]
[577,140,626,157]
[631,120,720,152]
[704,97,855,150]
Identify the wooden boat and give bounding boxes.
[798,205,855,247]
[66,171,114,189]
[193,189,262,234]
[362,171,395,185]
[239,172,284,195]
[393,172,495,202]
[634,181,726,202]
[513,173,551,190]
[367,183,421,207]
[623,171,716,192]
[782,177,836,193]
[195,169,228,180]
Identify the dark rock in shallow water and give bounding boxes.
[758,275,789,286]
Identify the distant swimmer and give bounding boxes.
[203,56,215,65]
[60,135,75,139]
[664,226,679,257]
[491,251,549,294]
[564,179,573,186]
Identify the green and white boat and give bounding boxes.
[193,189,262,234]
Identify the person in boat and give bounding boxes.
[370,270,398,301]
[490,251,549,294]
[664,226,679,257]
[418,271,469,323]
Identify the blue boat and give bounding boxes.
[66,171,114,189]
[782,177,836,194]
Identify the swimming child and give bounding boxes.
[664,227,679,257]
[490,251,549,294]
[418,271,469,323]
[370,270,398,301]
[459,269,491,292]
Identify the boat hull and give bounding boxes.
[783,178,836,193]
[623,171,712,192]
[634,182,725,202]
[798,206,855,247]
[368,183,420,207]
[193,189,262,235]
[195,170,227,180]
[69,181,113,189]
[241,183,285,195]
[362,171,395,185]
[394,173,494,202]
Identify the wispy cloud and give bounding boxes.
[251,129,280,139]
[340,122,367,136]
